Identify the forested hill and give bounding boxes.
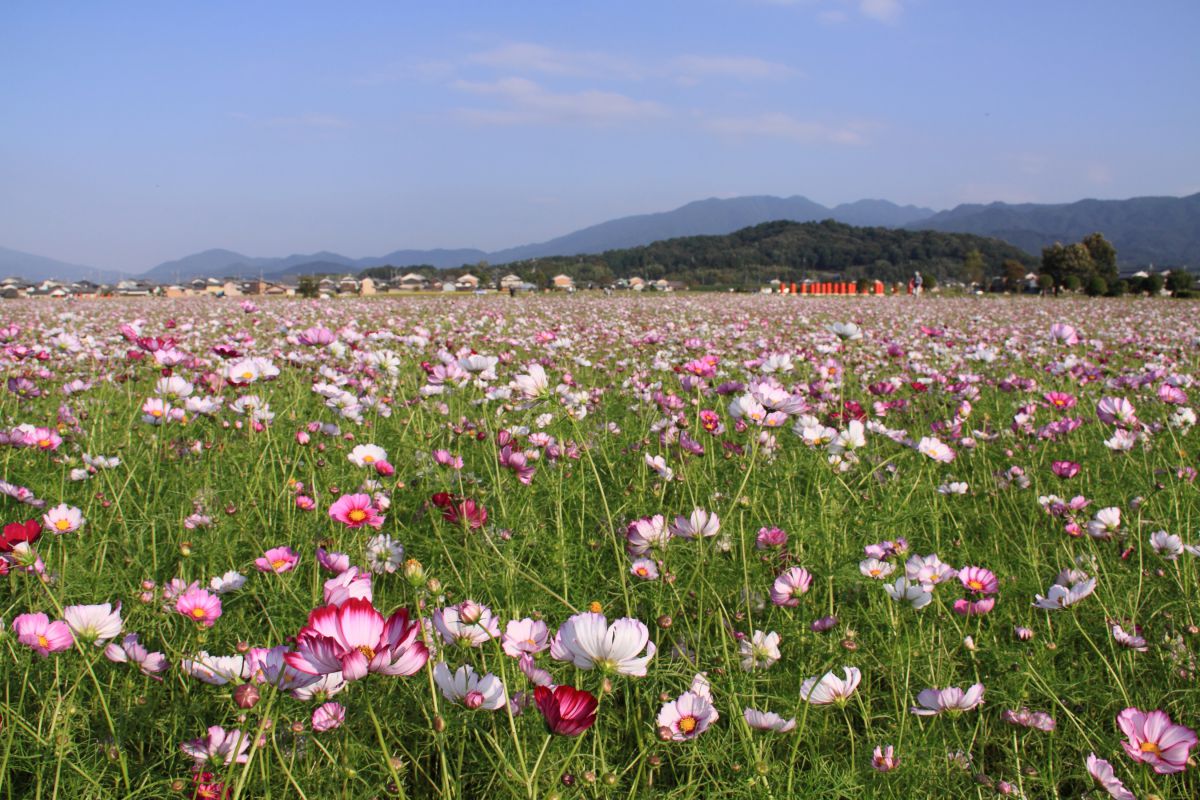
[494,219,1036,288]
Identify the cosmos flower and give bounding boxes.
[1085,753,1135,800]
[910,684,985,716]
[871,745,900,772]
[1116,707,1197,774]
[42,504,84,535]
[180,726,252,766]
[657,691,718,741]
[175,586,223,627]
[885,577,933,609]
[770,567,813,606]
[433,601,501,648]
[285,598,428,680]
[550,612,656,677]
[254,545,299,574]
[63,602,123,645]
[1033,577,1096,610]
[669,508,720,539]
[743,708,796,733]
[434,663,507,710]
[534,684,598,736]
[311,702,346,732]
[13,612,74,656]
[501,617,549,658]
[738,630,781,671]
[328,493,385,529]
[800,667,862,705]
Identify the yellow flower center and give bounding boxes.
[1140,741,1161,754]
[357,645,376,661]
[588,601,602,613]
[191,607,207,619]
[363,455,375,463]
[55,519,72,531]
[678,716,697,733]
[38,438,51,448]
[37,634,49,648]
[271,559,288,570]
[241,371,254,380]
[967,579,984,591]
[348,509,367,523]
[151,409,163,417]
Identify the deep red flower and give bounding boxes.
[534,685,598,736]
[0,520,41,553]
[442,498,488,530]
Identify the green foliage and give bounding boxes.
[503,220,1034,289]
[1166,270,1195,294]
[1085,275,1108,296]
[297,275,320,298]
[1144,273,1165,294]
[1002,259,1027,291]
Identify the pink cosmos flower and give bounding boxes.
[42,503,84,534]
[952,597,996,616]
[1051,460,1081,478]
[1043,391,1077,411]
[285,598,428,681]
[669,508,720,539]
[501,617,549,658]
[323,567,373,606]
[958,566,998,595]
[755,526,788,550]
[871,745,899,772]
[255,545,299,574]
[770,567,813,607]
[1002,707,1056,731]
[13,612,74,656]
[316,547,351,573]
[1116,707,1197,774]
[175,586,223,627]
[911,684,985,715]
[629,558,660,580]
[1097,397,1138,427]
[1049,323,1080,345]
[1086,753,1135,800]
[657,691,719,741]
[311,702,346,732]
[105,633,169,677]
[328,493,385,529]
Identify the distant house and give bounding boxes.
[551,274,575,291]
[116,279,155,296]
[360,277,377,296]
[263,282,294,296]
[337,275,359,294]
[398,272,428,291]
[499,273,524,291]
[455,273,480,291]
[628,277,646,292]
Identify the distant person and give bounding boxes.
[913,271,923,296]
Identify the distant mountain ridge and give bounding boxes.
[3,192,1196,283]
[908,193,1200,267]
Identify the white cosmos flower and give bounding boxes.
[1149,531,1183,560]
[433,662,507,710]
[348,444,388,468]
[738,629,781,672]
[209,570,247,594]
[885,577,933,609]
[829,322,863,341]
[1033,577,1096,610]
[669,508,720,539]
[63,602,123,645]
[513,364,550,398]
[549,612,656,677]
[800,667,862,705]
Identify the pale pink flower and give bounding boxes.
[657,691,718,741]
[501,618,549,658]
[1117,707,1197,774]
[800,667,861,705]
[911,684,985,715]
[328,493,384,529]
[311,702,346,732]
[14,612,74,656]
[255,545,299,574]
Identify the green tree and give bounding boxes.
[1166,270,1194,294]
[1063,275,1082,292]
[962,249,986,286]
[1144,273,1165,295]
[298,276,319,298]
[1082,233,1118,285]
[1038,274,1055,294]
[1002,259,1027,292]
[1085,276,1108,297]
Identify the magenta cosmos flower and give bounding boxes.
[13,612,74,656]
[1116,707,1197,774]
[535,685,598,736]
[284,598,428,681]
[958,566,998,595]
[255,546,299,574]
[328,493,385,529]
[1051,461,1081,479]
[175,586,222,627]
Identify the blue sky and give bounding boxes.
[2,0,1198,270]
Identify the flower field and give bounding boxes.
[1,293,1198,799]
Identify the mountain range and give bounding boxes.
[3,192,1197,283]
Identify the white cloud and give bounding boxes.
[451,77,667,125]
[669,55,798,84]
[468,42,642,80]
[859,0,902,23]
[705,112,870,145]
